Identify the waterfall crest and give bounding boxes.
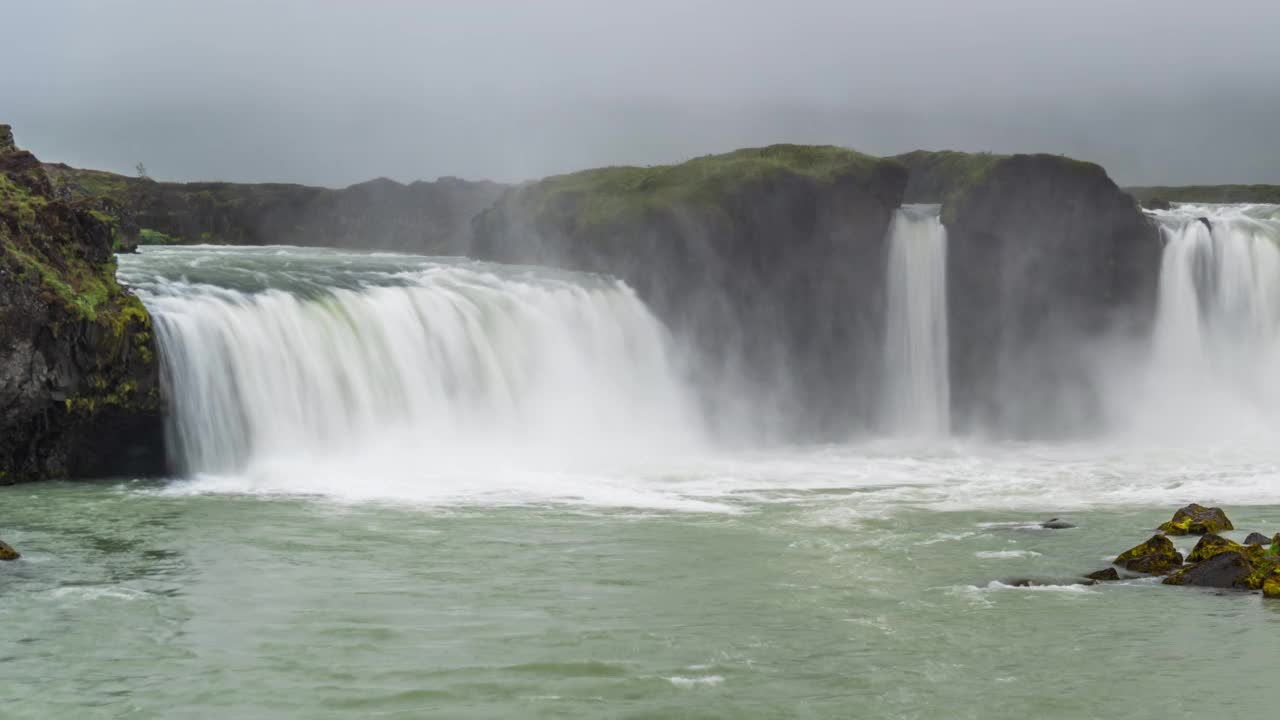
[881,205,950,436]
[119,247,704,483]
[1140,203,1280,438]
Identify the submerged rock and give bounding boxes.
[1041,518,1076,529]
[1158,504,1233,536]
[1163,551,1264,590]
[1115,535,1183,575]
[1085,567,1120,582]
[1244,532,1271,546]
[0,539,19,561]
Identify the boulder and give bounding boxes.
[1186,534,1257,564]
[1041,518,1076,529]
[1114,535,1183,575]
[1085,567,1120,582]
[1244,532,1271,546]
[0,539,18,561]
[1264,570,1280,600]
[1163,551,1266,590]
[1158,504,1233,535]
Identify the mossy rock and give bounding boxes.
[1186,534,1262,564]
[0,539,19,561]
[1163,551,1278,591]
[1263,570,1280,600]
[1158,504,1233,535]
[1114,535,1183,575]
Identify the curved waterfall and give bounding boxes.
[117,247,705,490]
[881,205,950,436]
[1139,203,1280,438]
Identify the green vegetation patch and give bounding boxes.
[1125,185,1280,205]
[518,144,887,232]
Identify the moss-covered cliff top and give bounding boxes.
[510,144,897,231]
[1125,184,1280,206]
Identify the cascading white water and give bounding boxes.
[1138,203,1280,439]
[117,247,705,498]
[881,204,950,436]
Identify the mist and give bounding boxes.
[4,0,1279,186]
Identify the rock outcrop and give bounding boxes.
[0,125,164,483]
[896,151,1162,437]
[43,165,507,255]
[470,145,908,437]
[1158,504,1234,536]
[1114,534,1183,575]
[0,539,19,561]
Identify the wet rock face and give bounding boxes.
[1186,534,1248,564]
[896,151,1161,438]
[1163,552,1261,590]
[1244,532,1271,546]
[471,147,908,439]
[1114,535,1183,575]
[1158,504,1234,536]
[0,539,19,561]
[1264,571,1280,600]
[1085,567,1120,582]
[0,125,165,483]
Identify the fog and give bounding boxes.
[4,0,1279,186]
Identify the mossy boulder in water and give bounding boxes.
[1186,534,1259,564]
[0,539,18,560]
[1114,535,1183,574]
[1244,532,1271,546]
[1158,504,1233,535]
[1085,567,1120,582]
[1163,551,1271,590]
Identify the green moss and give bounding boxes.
[1158,504,1234,535]
[1114,534,1183,574]
[518,144,888,233]
[138,228,181,245]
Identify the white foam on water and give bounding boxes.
[975,550,1043,559]
[668,675,725,688]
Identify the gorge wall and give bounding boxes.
[44,165,506,255]
[471,146,908,438]
[0,126,163,483]
[898,151,1161,436]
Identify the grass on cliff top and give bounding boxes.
[521,144,888,230]
[1125,185,1280,205]
[1,167,119,321]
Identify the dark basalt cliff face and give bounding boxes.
[0,126,164,483]
[471,145,908,437]
[44,165,507,254]
[899,151,1162,436]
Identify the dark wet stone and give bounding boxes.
[1041,518,1076,529]
[0,539,19,561]
[1085,567,1120,582]
[1244,532,1271,546]
[1163,551,1259,590]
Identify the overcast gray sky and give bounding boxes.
[4,0,1278,186]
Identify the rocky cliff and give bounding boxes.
[898,151,1161,436]
[0,126,164,483]
[471,145,908,437]
[43,165,507,254]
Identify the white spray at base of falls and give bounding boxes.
[881,205,950,437]
[1133,203,1280,441]
[118,247,706,503]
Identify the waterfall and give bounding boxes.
[1140,203,1280,437]
[118,247,704,486]
[881,204,950,436]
